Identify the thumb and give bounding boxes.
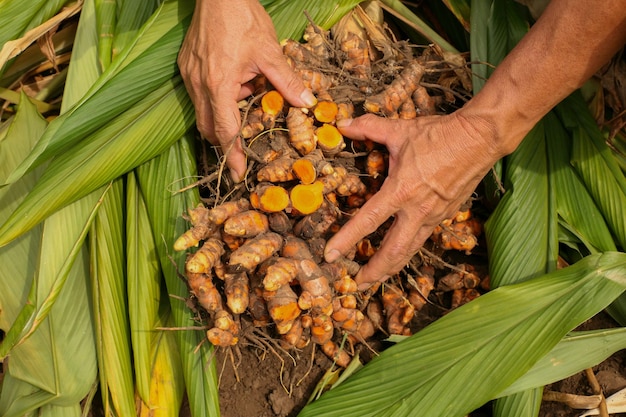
[260,57,317,108]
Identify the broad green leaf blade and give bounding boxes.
[492,388,542,417]
[470,0,529,94]
[61,0,101,112]
[38,403,82,417]
[262,0,362,41]
[0,93,47,356]
[90,179,135,417]
[298,252,626,417]
[137,308,185,417]
[94,0,116,70]
[485,120,558,287]
[127,171,166,403]
[135,134,220,417]
[0,0,69,51]
[545,111,616,253]
[500,327,626,396]
[0,77,195,247]
[0,196,100,417]
[556,94,626,250]
[112,0,160,58]
[2,0,194,184]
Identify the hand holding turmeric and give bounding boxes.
[177,0,317,181]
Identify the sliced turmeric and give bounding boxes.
[291,158,317,185]
[250,184,291,213]
[313,101,339,124]
[261,90,284,119]
[290,181,324,215]
[316,124,345,156]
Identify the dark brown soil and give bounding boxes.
[209,311,626,417]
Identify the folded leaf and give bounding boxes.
[298,252,626,417]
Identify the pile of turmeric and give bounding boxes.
[174,5,482,367]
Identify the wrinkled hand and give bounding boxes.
[324,112,503,290]
[178,0,316,181]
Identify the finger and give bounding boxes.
[324,188,397,263]
[209,83,248,180]
[336,114,400,146]
[259,55,317,108]
[355,222,433,290]
[237,82,256,101]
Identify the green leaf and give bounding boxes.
[500,327,626,396]
[556,94,626,250]
[2,0,194,184]
[0,0,70,52]
[485,120,558,287]
[545,111,616,253]
[298,252,626,417]
[492,388,542,417]
[90,179,135,417]
[0,76,195,247]
[60,0,101,111]
[95,0,117,70]
[135,134,220,417]
[126,171,167,404]
[262,0,362,41]
[112,0,161,58]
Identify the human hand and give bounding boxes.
[324,112,504,290]
[178,0,316,181]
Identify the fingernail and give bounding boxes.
[324,248,341,263]
[336,118,353,128]
[300,89,317,107]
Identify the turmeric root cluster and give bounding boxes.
[175,8,481,367]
